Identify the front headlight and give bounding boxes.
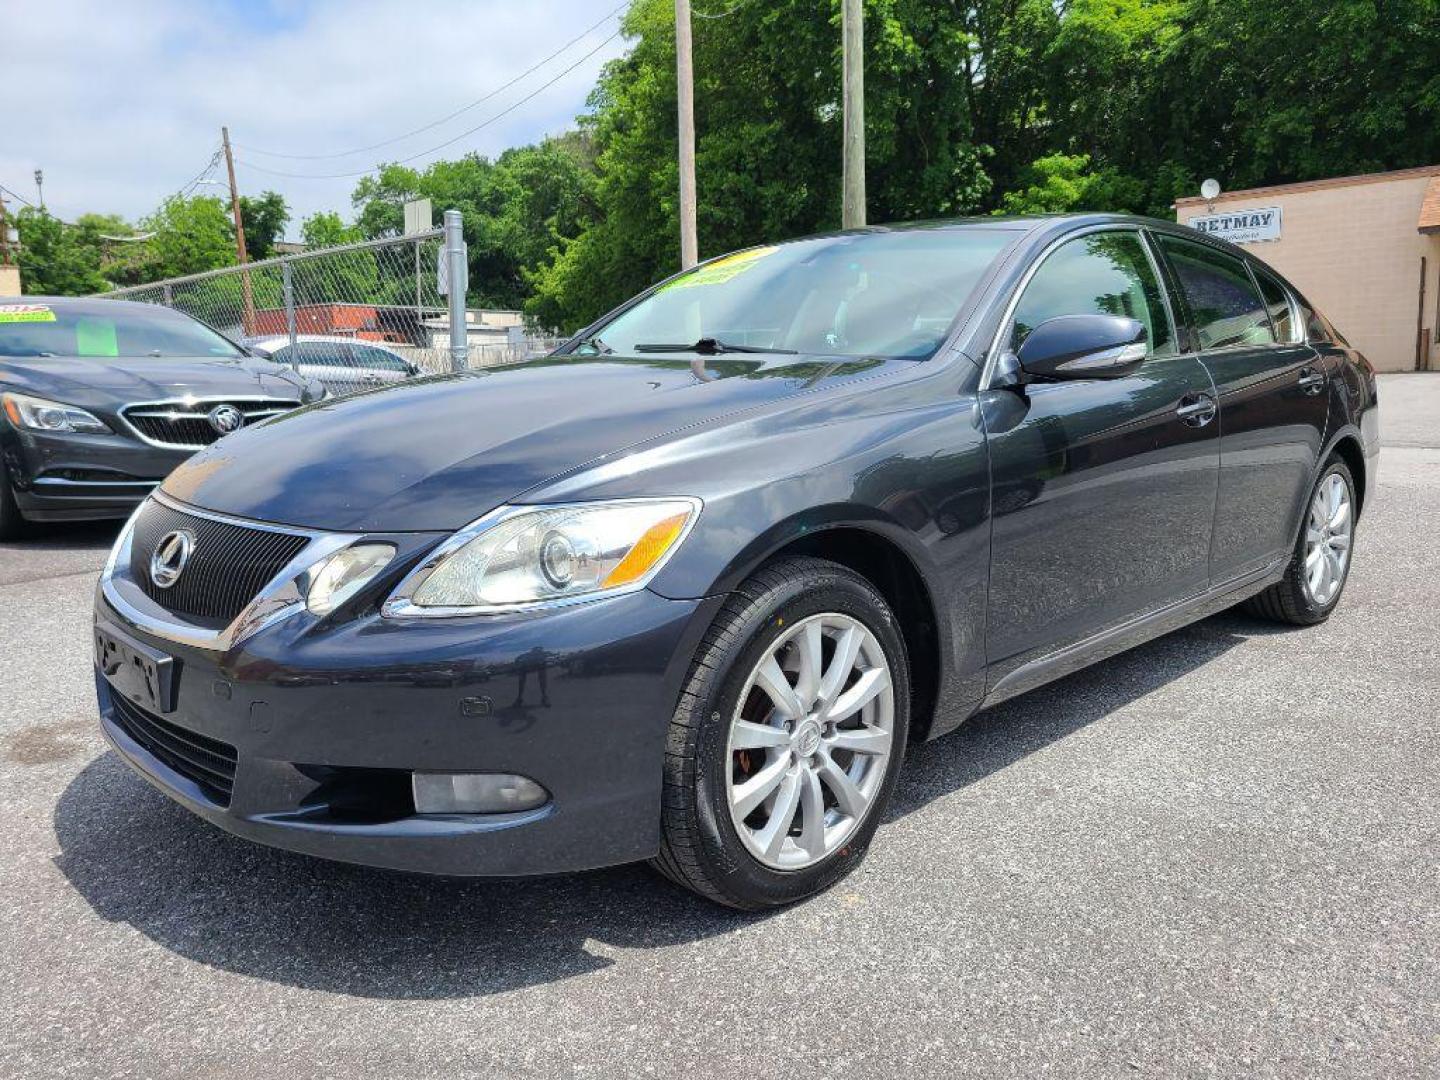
[305,543,396,616]
[384,498,701,616]
[2,391,112,434]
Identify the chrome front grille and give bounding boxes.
[121,398,299,448]
[128,499,311,626]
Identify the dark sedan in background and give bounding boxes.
[92,215,1378,909]
[0,297,322,537]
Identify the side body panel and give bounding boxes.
[978,353,1220,686]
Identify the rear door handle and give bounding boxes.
[1176,393,1216,427]
[1298,366,1325,392]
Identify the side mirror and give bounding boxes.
[246,344,273,360]
[1015,314,1147,380]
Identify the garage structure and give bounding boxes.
[1175,164,1440,372]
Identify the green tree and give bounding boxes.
[300,211,363,248]
[13,209,108,295]
[139,195,237,279]
[999,153,1145,214]
[239,190,290,261]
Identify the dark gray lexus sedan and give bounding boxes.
[0,297,322,538]
[92,215,1379,908]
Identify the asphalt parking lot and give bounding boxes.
[2,375,1436,1079]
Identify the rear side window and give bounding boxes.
[1156,235,1275,350]
[1010,231,1175,357]
[1252,265,1299,343]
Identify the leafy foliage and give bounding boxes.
[239,190,290,261]
[16,0,1439,328]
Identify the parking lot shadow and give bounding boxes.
[52,611,1258,1000]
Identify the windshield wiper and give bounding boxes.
[634,337,796,355]
[573,334,614,355]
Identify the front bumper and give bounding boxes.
[95,585,722,877]
[4,427,184,522]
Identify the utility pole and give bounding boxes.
[220,126,256,334]
[33,169,44,211]
[841,0,866,228]
[675,0,698,269]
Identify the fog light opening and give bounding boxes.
[411,771,549,815]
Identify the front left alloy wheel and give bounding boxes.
[653,557,909,909]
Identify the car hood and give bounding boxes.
[0,355,305,411]
[161,353,898,532]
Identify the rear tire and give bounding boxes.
[1243,457,1356,626]
[652,557,910,910]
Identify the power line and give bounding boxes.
[236,5,625,162]
[694,0,754,18]
[0,183,37,210]
[237,29,622,181]
[173,149,223,201]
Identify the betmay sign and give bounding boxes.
[1186,206,1283,244]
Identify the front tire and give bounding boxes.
[1243,456,1356,625]
[652,557,910,910]
[0,462,25,541]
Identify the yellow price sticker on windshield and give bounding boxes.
[0,304,57,323]
[662,246,778,292]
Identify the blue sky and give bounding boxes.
[2,0,629,235]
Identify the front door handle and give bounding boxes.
[1298,366,1325,393]
[1176,393,1217,427]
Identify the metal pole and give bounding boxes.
[841,0,866,228]
[282,260,298,355]
[444,209,468,372]
[675,0,698,268]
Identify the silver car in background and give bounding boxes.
[245,335,422,397]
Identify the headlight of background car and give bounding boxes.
[386,498,700,615]
[2,391,111,435]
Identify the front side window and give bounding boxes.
[587,229,1017,360]
[1252,265,1299,344]
[0,302,244,360]
[1010,231,1175,356]
[1157,235,1275,350]
[351,344,410,373]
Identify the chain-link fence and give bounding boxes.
[102,218,560,398]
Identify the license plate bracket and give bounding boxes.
[96,622,179,714]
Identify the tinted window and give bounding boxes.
[0,301,243,360]
[1010,231,1174,356]
[1252,265,1298,343]
[1157,236,1274,349]
[590,229,1016,360]
[279,342,351,368]
[351,344,410,372]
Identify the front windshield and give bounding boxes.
[586,228,1016,360]
[0,302,245,360]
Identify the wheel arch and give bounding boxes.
[734,517,944,744]
[1326,431,1367,518]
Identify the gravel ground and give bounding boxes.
[1,376,1437,1079]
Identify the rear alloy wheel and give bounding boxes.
[653,558,909,909]
[1243,457,1356,625]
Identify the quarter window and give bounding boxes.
[1010,231,1175,357]
[1156,235,1275,350]
[1252,266,1299,344]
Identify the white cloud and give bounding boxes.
[1,0,629,235]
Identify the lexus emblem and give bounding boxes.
[207,403,245,435]
[150,530,195,589]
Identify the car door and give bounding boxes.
[1150,233,1329,581]
[980,227,1220,688]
